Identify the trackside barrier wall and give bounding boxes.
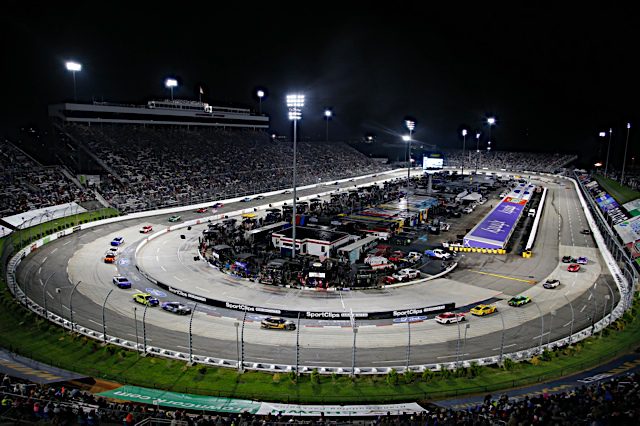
[5,169,635,375]
[525,187,547,251]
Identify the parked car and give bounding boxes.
[462,207,473,214]
[425,249,451,260]
[392,268,420,282]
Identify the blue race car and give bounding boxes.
[112,276,132,289]
[111,236,125,246]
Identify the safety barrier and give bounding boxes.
[448,246,506,255]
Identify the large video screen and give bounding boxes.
[423,156,444,170]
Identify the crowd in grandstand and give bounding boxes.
[64,125,389,213]
[2,368,640,425]
[0,139,94,216]
[442,149,576,173]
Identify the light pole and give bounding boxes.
[405,314,411,370]
[257,90,265,115]
[324,109,332,142]
[65,61,82,101]
[461,129,467,176]
[405,119,415,189]
[463,323,470,355]
[621,123,631,184]
[42,271,56,319]
[601,295,610,337]
[533,301,544,353]
[234,322,240,371]
[455,315,462,367]
[286,93,304,259]
[498,309,506,363]
[475,132,481,172]
[69,280,82,332]
[295,313,301,375]
[188,303,198,364]
[604,128,613,178]
[133,307,140,355]
[548,310,556,346]
[102,289,114,343]
[142,303,149,353]
[165,78,178,101]
[240,310,247,372]
[564,294,575,346]
[487,117,495,153]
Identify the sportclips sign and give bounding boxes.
[155,282,453,320]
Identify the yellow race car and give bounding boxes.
[470,304,497,316]
[260,317,296,330]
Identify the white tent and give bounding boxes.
[460,192,482,202]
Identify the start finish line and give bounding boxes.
[98,385,426,416]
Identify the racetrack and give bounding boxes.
[14,171,620,371]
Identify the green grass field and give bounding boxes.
[595,175,640,205]
[1,280,638,403]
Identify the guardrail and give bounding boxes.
[4,169,636,376]
[525,187,547,251]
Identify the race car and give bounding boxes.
[435,312,466,324]
[543,279,560,289]
[576,256,588,265]
[195,207,208,213]
[139,225,153,233]
[106,247,119,255]
[392,268,420,282]
[111,236,125,246]
[425,248,451,260]
[104,253,117,264]
[260,317,296,330]
[255,195,266,200]
[212,202,224,208]
[132,292,159,307]
[567,264,581,272]
[383,275,398,284]
[508,295,532,307]
[561,255,575,263]
[240,197,252,202]
[470,304,497,316]
[168,215,181,222]
[161,301,192,315]
[112,276,132,289]
[580,229,592,235]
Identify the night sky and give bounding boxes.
[2,2,638,165]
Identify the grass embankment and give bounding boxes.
[594,175,640,205]
[0,208,119,258]
[1,279,639,403]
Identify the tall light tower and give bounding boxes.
[324,109,332,142]
[605,128,613,178]
[65,61,82,101]
[287,94,304,259]
[475,131,481,172]
[487,117,496,152]
[257,90,265,114]
[461,129,467,176]
[405,119,415,190]
[621,123,631,184]
[165,78,178,101]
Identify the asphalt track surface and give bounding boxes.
[15,171,620,370]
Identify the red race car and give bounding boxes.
[139,225,153,233]
[195,207,208,213]
[567,264,581,272]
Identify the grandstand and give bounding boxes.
[443,149,576,173]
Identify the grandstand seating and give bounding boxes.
[443,149,576,173]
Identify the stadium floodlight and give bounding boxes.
[404,119,415,212]
[65,61,82,101]
[405,120,415,132]
[461,129,468,175]
[402,135,411,141]
[594,162,603,167]
[257,90,265,114]
[324,109,332,141]
[599,132,606,137]
[286,93,305,260]
[165,78,178,100]
[462,129,467,136]
[622,123,632,184]
[604,128,613,178]
[487,117,496,125]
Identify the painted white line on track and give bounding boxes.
[47,291,54,299]
[563,321,572,327]
[492,344,516,351]
[38,267,41,275]
[89,319,101,326]
[580,305,587,313]
[156,256,159,263]
[173,276,184,282]
[176,345,189,349]
[42,257,47,263]
[157,248,160,254]
[195,287,210,293]
[532,332,550,340]
[250,357,276,362]
[436,354,470,359]
[127,333,152,341]
[63,241,71,246]
[160,266,167,271]
[51,248,58,254]
[39,279,43,286]
[372,359,409,364]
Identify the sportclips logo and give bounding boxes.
[167,287,207,302]
[393,305,447,317]
[225,302,282,315]
[305,312,369,319]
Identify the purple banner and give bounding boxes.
[467,201,525,245]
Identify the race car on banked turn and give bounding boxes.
[132,292,159,307]
[111,236,125,246]
[508,295,532,307]
[139,225,153,233]
[104,253,117,264]
[470,304,497,316]
[567,264,581,272]
[561,255,575,263]
[435,312,466,324]
[161,301,192,315]
[112,276,132,289]
[168,215,181,222]
[260,317,296,330]
[576,256,588,265]
[543,279,560,289]
[195,207,208,213]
